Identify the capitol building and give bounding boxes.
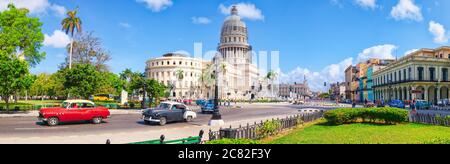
[145,6,263,100]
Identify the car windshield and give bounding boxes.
[156,103,171,110]
[61,102,70,108]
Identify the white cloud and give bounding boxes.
[43,30,71,48]
[119,22,132,28]
[279,44,400,92]
[0,0,66,17]
[219,3,264,21]
[279,58,353,92]
[50,4,67,17]
[428,21,449,44]
[136,0,173,12]
[404,49,418,56]
[357,44,398,62]
[191,17,211,25]
[355,0,378,9]
[390,0,423,21]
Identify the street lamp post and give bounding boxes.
[209,59,224,126]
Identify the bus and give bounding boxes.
[92,94,115,101]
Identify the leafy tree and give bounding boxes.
[60,32,111,72]
[61,7,82,69]
[62,64,101,99]
[145,79,166,107]
[96,72,125,96]
[120,68,135,93]
[29,73,52,100]
[0,4,45,110]
[0,53,28,110]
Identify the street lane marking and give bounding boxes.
[14,127,69,130]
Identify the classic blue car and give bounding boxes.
[201,100,216,114]
[196,99,206,106]
[415,100,431,110]
[388,100,405,109]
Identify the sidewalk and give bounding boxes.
[0,113,302,144]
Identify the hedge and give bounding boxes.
[324,107,408,125]
[205,139,261,144]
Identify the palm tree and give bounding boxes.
[61,7,82,69]
[175,69,185,98]
[265,70,278,98]
[200,64,215,99]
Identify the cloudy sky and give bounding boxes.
[1,0,449,92]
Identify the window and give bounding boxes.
[418,67,424,81]
[403,69,406,81]
[408,68,412,80]
[443,68,448,81]
[430,67,435,81]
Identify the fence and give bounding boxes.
[409,113,450,127]
[209,112,323,141]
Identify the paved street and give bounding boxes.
[0,103,301,141]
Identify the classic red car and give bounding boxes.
[38,100,110,126]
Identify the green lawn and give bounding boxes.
[268,121,450,144]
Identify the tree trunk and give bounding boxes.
[5,97,10,112]
[69,39,74,69]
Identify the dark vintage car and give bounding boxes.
[142,102,197,126]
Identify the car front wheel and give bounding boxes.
[47,117,59,126]
[159,117,167,126]
[92,117,103,124]
[186,116,193,122]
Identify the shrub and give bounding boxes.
[324,107,408,125]
[206,139,261,144]
[256,120,281,139]
[422,138,450,144]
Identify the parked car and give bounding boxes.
[183,99,193,105]
[388,100,405,109]
[201,100,216,114]
[38,100,110,126]
[364,101,375,108]
[437,99,450,107]
[196,99,206,106]
[142,101,197,126]
[415,100,431,110]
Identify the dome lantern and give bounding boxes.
[231,6,238,16]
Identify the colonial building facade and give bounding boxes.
[373,46,450,104]
[278,80,311,100]
[145,6,262,100]
[145,53,211,99]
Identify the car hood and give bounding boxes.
[143,109,167,115]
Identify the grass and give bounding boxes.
[266,120,450,144]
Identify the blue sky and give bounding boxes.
[1,0,449,91]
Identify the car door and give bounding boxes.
[79,103,95,121]
[171,105,185,122]
[63,103,83,122]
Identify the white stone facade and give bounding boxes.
[145,6,261,100]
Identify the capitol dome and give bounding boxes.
[220,6,248,39]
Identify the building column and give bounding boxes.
[424,86,429,102]
[437,86,441,101]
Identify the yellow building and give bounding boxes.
[373,46,450,104]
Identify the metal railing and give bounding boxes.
[209,112,323,141]
[410,113,450,127]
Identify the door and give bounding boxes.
[79,102,96,120]
[62,103,83,122]
[170,105,185,122]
